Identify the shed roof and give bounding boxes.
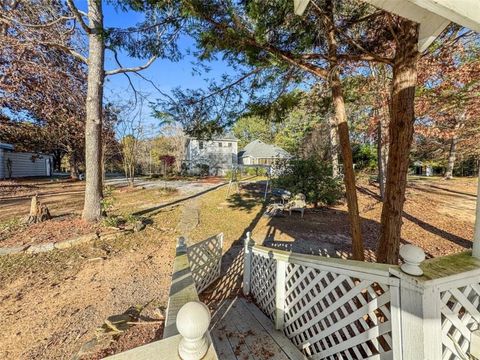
[240,140,291,159]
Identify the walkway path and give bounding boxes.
[176,198,200,236]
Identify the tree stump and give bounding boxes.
[26,195,51,224]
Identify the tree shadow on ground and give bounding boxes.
[423,184,476,198]
[257,207,381,262]
[402,211,471,249]
[200,189,267,307]
[132,182,226,217]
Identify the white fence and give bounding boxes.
[244,235,480,360]
[188,233,223,294]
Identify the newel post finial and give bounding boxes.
[176,301,211,360]
[244,231,255,247]
[177,236,187,254]
[399,244,425,276]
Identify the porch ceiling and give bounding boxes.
[294,0,480,52]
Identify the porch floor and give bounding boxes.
[210,297,306,360]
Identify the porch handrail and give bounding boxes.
[243,233,480,360]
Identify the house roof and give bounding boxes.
[214,132,238,141]
[240,140,291,159]
[188,132,238,142]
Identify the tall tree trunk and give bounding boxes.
[328,115,340,178]
[52,150,63,172]
[82,0,105,222]
[324,0,364,260]
[377,19,419,264]
[444,120,462,180]
[377,117,386,200]
[473,163,480,258]
[69,155,79,179]
[444,134,458,180]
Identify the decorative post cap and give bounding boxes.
[177,301,211,360]
[177,237,187,254]
[244,231,255,247]
[399,244,426,276]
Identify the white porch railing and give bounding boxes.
[243,233,480,360]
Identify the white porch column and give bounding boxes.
[242,231,255,295]
[473,169,480,258]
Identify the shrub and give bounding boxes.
[352,143,377,172]
[225,169,241,181]
[244,167,266,176]
[196,164,209,177]
[272,157,343,206]
[101,186,115,213]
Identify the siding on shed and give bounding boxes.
[2,151,52,178]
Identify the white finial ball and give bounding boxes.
[177,301,211,360]
[177,301,211,339]
[399,244,426,276]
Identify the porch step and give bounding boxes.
[210,297,307,360]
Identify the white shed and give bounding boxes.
[0,143,53,179]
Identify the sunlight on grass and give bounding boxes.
[189,185,264,247]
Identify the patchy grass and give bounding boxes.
[112,187,178,216]
[0,184,180,248]
[189,184,265,248]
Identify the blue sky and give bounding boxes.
[75,1,235,135]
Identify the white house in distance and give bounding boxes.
[183,133,238,175]
[238,140,291,165]
[0,143,53,179]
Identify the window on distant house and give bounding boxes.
[228,142,232,147]
[199,141,204,149]
[218,142,223,147]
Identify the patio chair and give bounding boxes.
[285,193,306,218]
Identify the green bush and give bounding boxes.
[352,143,377,171]
[272,157,343,206]
[225,169,242,181]
[244,167,266,176]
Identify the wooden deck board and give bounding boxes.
[210,297,306,360]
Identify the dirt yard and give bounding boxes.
[253,176,477,260]
[0,176,477,359]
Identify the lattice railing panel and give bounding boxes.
[187,234,223,294]
[250,252,276,320]
[440,282,480,360]
[283,263,393,359]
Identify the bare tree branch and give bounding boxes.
[0,14,74,28]
[36,40,88,64]
[66,0,92,34]
[105,56,157,76]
